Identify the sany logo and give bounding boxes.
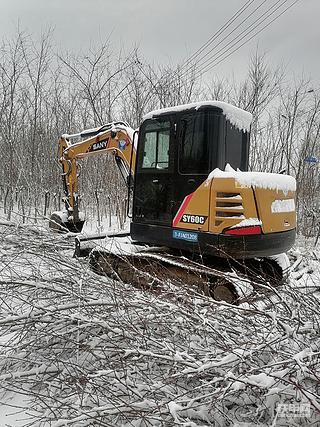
[90,138,109,152]
[181,214,207,225]
[118,139,129,151]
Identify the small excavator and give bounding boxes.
[50,101,296,303]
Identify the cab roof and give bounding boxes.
[143,101,252,133]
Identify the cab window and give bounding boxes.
[225,122,249,171]
[141,121,170,169]
[179,112,214,174]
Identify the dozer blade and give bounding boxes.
[49,212,85,233]
[74,231,131,257]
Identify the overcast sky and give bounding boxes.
[0,0,319,85]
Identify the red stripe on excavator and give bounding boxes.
[224,225,262,235]
[172,193,194,227]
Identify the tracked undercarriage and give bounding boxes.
[75,234,286,304]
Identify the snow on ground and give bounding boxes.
[0,216,319,426]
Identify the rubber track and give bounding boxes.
[89,248,284,305]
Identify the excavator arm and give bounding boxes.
[50,121,136,232]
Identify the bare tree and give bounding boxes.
[58,42,137,127]
[0,31,26,188]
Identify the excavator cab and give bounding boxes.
[131,103,296,259]
[132,105,249,226]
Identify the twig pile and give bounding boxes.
[0,223,319,426]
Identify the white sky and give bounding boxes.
[0,0,319,85]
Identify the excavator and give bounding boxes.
[50,101,296,303]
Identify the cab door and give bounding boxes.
[173,111,220,221]
[133,118,175,226]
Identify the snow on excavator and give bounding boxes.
[50,101,296,303]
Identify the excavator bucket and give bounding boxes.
[49,211,85,233]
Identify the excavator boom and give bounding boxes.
[50,121,136,232]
